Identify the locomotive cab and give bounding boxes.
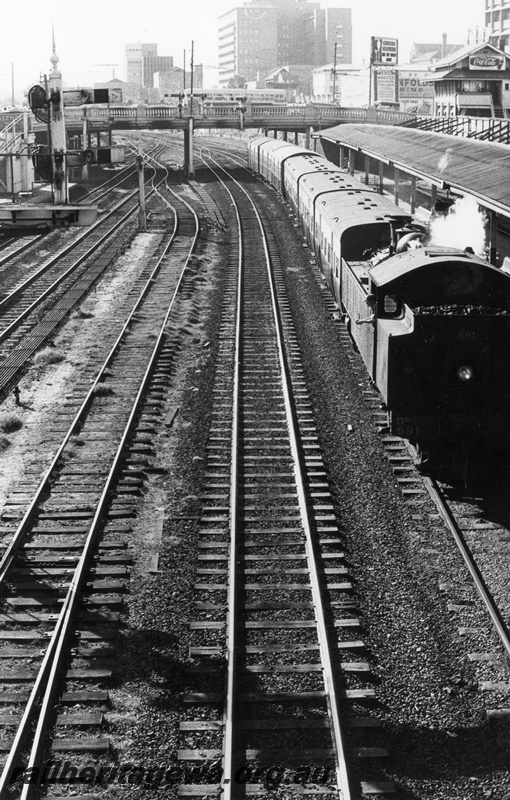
[369,247,510,461]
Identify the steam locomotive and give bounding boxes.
[248,136,510,477]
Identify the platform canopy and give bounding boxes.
[316,124,510,218]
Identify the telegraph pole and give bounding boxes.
[137,144,146,231]
[331,43,338,104]
[190,40,194,117]
[188,40,195,178]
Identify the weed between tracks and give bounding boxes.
[33,346,65,366]
[92,384,115,397]
[0,412,23,433]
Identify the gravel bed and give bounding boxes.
[69,185,233,799]
[36,156,510,799]
[243,178,510,798]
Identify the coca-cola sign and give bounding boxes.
[469,54,504,70]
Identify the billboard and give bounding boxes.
[371,37,398,65]
[374,69,398,103]
[469,47,505,70]
[398,71,435,100]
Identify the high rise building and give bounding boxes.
[125,43,174,89]
[486,0,510,52]
[218,0,352,86]
[219,5,279,86]
[309,8,352,65]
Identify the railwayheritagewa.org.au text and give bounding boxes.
[9,760,335,788]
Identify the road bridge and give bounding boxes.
[29,103,416,178]
[59,103,415,134]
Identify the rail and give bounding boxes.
[191,151,354,799]
[0,166,158,365]
[0,162,200,798]
[421,473,510,661]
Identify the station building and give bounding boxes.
[427,41,510,117]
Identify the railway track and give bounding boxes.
[0,149,146,277]
[177,156,393,798]
[0,235,45,266]
[0,160,172,401]
[3,131,508,796]
[291,198,510,744]
[0,168,200,798]
[148,134,510,795]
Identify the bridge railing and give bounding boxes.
[6,104,510,143]
[0,113,29,166]
[64,105,182,122]
[0,113,29,145]
[59,103,417,127]
[404,114,510,144]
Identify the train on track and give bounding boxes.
[248,135,510,478]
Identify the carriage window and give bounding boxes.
[383,294,401,315]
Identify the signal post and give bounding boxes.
[48,33,67,204]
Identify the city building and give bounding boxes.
[93,79,138,105]
[312,63,368,104]
[157,66,203,103]
[410,34,463,63]
[427,41,510,116]
[486,0,510,52]
[312,60,434,113]
[217,0,351,86]
[264,64,313,100]
[125,43,174,89]
[310,7,352,65]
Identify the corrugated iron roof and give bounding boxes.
[318,124,510,216]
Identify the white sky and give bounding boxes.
[2,0,485,102]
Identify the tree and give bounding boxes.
[227,75,247,89]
